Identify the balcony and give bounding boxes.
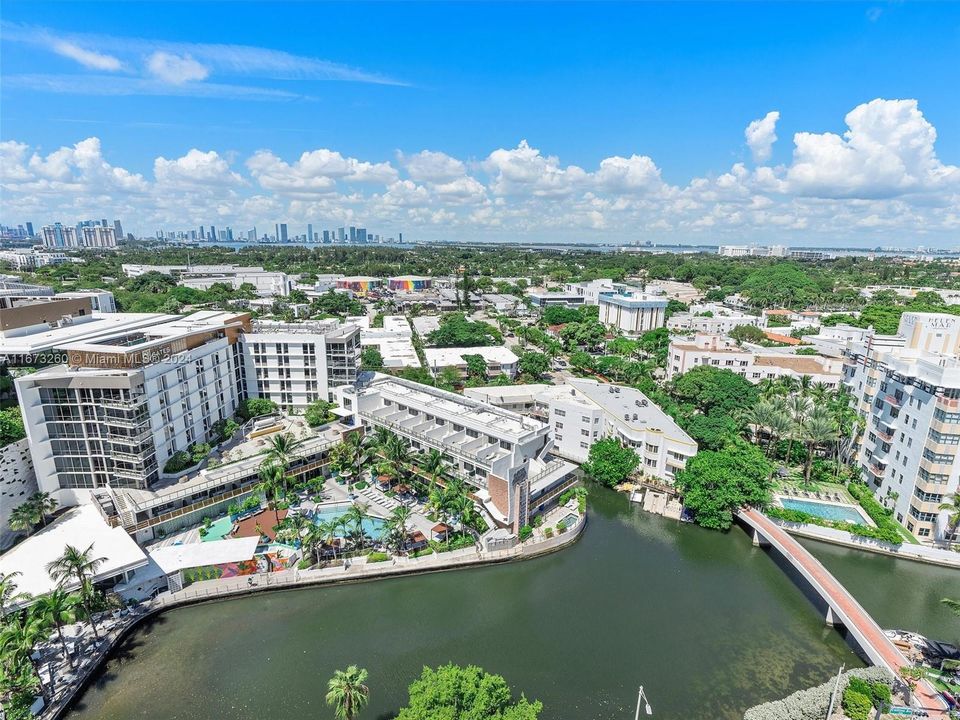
[885,394,904,408]
[875,427,894,442]
[868,462,886,477]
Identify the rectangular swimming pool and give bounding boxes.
[779,497,870,525]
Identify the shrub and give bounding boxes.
[367,552,390,563]
[518,525,533,542]
[354,480,369,490]
[236,397,277,421]
[410,547,434,558]
[297,558,313,570]
[841,688,872,720]
[163,450,193,474]
[190,442,212,464]
[544,528,554,538]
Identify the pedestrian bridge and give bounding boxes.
[737,508,948,717]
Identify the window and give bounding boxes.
[918,468,949,484]
[555,422,564,430]
[913,487,944,503]
[923,448,954,463]
[929,429,960,445]
[580,441,589,449]
[555,409,566,417]
[934,408,960,423]
[581,429,590,437]
[909,506,937,522]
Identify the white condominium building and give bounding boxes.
[244,319,360,411]
[842,312,960,543]
[666,334,843,387]
[337,373,576,530]
[466,379,697,482]
[598,290,667,336]
[667,303,767,334]
[15,312,360,508]
[17,312,251,506]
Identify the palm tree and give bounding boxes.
[384,505,413,552]
[45,543,107,640]
[800,409,838,485]
[0,571,30,616]
[344,503,370,551]
[0,613,51,699]
[344,432,370,485]
[326,665,370,720]
[266,432,301,495]
[257,461,285,529]
[783,394,811,465]
[8,502,40,537]
[28,492,58,527]
[32,589,80,668]
[938,494,960,535]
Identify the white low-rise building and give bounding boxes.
[667,334,844,387]
[424,346,519,378]
[668,303,767,334]
[467,379,696,481]
[337,373,577,529]
[352,315,421,369]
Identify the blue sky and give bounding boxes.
[1,2,958,246]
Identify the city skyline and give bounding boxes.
[1,3,959,246]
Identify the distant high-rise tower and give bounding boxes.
[25,222,34,237]
[337,227,346,242]
[113,219,123,239]
[199,225,205,240]
[279,224,288,243]
[307,224,313,243]
[323,230,331,243]
[210,225,218,242]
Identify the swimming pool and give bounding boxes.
[779,498,871,525]
[200,515,235,542]
[311,504,388,539]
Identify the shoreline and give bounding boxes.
[45,513,586,720]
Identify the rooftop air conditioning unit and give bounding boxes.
[624,414,630,421]
[633,414,638,420]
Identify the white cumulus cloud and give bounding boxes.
[745,111,780,163]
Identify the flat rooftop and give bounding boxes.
[360,374,544,438]
[424,346,519,367]
[754,355,837,374]
[0,311,175,355]
[0,505,147,608]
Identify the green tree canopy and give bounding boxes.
[582,438,640,488]
[0,406,26,447]
[518,351,550,379]
[360,346,384,370]
[428,313,503,347]
[236,397,278,421]
[674,439,773,530]
[396,664,543,720]
[670,366,758,416]
[740,263,822,309]
[729,324,767,344]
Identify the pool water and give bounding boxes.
[779,498,868,525]
[200,515,235,542]
[311,504,388,539]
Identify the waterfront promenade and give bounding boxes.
[41,508,585,720]
[739,508,949,717]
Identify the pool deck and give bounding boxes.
[775,492,876,527]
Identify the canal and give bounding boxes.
[68,487,960,720]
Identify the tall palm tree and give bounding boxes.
[344,432,370,484]
[46,543,106,640]
[344,503,370,551]
[267,432,301,473]
[257,461,285,529]
[0,571,30,616]
[938,494,960,535]
[385,505,413,552]
[800,409,838,485]
[32,589,80,668]
[784,394,811,465]
[326,665,370,720]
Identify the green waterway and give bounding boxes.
[68,487,960,720]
